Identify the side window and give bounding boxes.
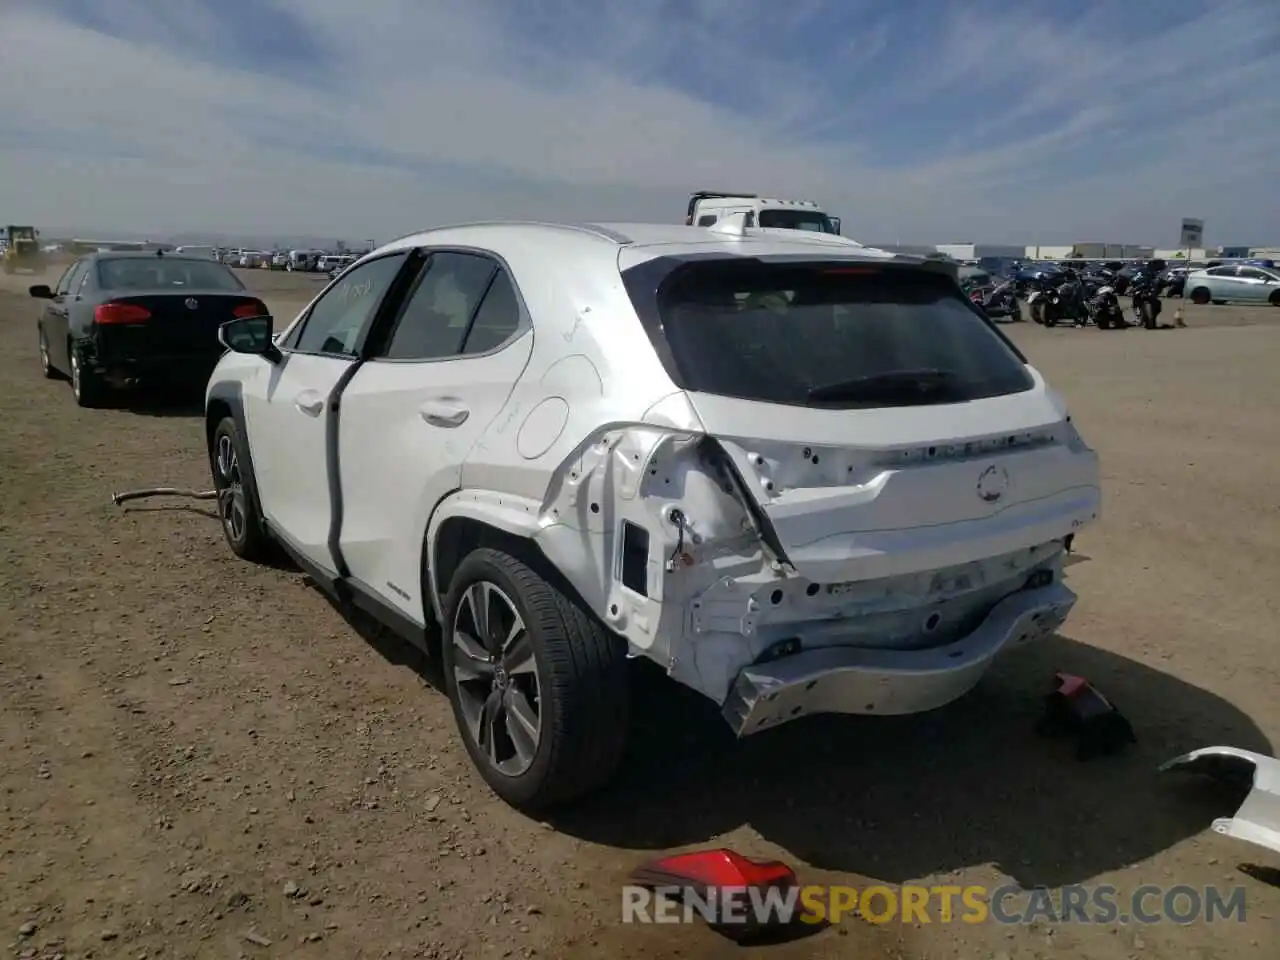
[290,253,408,356]
[697,214,718,226]
[462,270,521,355]
[54,261,84,296]
[1206,266,1237,277]
[378,252,498,360]
[76,267,93,294]
[1237,267,1268,281]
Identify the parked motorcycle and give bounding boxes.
[1027,275,1086,327]
[1087,285,1126,330]
[969,279,1022,322]
[1130,276,1163,329]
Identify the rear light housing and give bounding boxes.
[94,302,151,325]
[233,300,268,318]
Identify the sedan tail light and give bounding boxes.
[233,300,268,318]
[94,302,151,324]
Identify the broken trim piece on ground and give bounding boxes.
[1160,746,1280,855]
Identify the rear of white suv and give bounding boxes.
[614,252,1098,735]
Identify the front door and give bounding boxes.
[244,251,410,574]
[336,251,532,621]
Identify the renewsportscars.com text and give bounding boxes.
[621,883,1248,926]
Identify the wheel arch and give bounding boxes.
[424,492,547,626]
[205,380,268,533]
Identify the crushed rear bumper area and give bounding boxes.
[721,582,1076,736]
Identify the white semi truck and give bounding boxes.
[685,191,841,235]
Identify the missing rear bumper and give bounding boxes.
[721,582,1076,736]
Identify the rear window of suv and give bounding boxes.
[631,259,1034,409]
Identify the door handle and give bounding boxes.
[419,398,470,428]
[294,390,325,416]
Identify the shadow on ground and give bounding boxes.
[545,633,1270,889]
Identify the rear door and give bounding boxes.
[624,258,1099,582]
[244,251,411,574]
[43,259,87,371]
[336,251,532,620]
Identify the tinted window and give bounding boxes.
[379,252,496,360]
[1206,266,1238,277]
[697,214,718,226]
[55,261,85,295]
[757,209,836,233]
[644,261,1033,409]
[98,257,245,291]
[1237,268,1271,281]
[293,253,408,356]
[462,271,521,355]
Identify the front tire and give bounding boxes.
[209,416,274,562]
[1269,290,1280,307]
[38,327,58,379]
[442,548,630,810]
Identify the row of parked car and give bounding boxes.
[212,248,360,274]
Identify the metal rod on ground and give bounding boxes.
[111,488,218,505]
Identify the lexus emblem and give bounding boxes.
[976,465,1010,503]
[184,297,199,310]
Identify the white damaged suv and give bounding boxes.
[205,219,1100,809]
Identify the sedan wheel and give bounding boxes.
[38,329,56,379]
[451,581,542,777]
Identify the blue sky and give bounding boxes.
[1,0,1277,244]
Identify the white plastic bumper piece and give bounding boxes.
[1159,746,1280,856]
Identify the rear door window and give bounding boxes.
[636,260,1034,409]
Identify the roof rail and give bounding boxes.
[380,220,629,248]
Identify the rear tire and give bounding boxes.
[68,342,109,407]
[209,416,275,562]
[1189,287,1210,305]
[442,548,630,810]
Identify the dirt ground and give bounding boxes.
[2,265,1278,960]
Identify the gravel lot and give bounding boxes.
[2,266,1278,959]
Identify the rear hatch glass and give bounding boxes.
[646,259,1033,409]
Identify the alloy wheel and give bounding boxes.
[214,433,248,544]
[69,350,81,398]
[451,581,542,776]
[38,333,49,374]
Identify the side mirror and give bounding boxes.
[29,284,54,299]
[829,217,841,235]
[219,315,281,361]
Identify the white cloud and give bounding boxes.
[0,0,1276,244]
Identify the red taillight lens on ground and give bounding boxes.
[94,302,151,324]
[233,300,268,318]
[629,849,798,890]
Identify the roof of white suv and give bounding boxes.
[370,220,905,272]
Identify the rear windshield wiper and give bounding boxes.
[806,369,963,403]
